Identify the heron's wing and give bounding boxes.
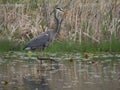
[23,32,50,50]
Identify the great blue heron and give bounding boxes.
[23,7,65,51]
[23,8,67,64]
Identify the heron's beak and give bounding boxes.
[64,11,70,15]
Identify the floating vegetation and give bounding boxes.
[83,53,89,59]
[1,80,9,85]
[68,57,75,63]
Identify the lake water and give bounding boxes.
[0,52,120,90]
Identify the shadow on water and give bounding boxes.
[0,52,120,90]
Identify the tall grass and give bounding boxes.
[0,0,120,52]
[45,40,80,52]
[0,39,22,52]
[45,39,120,53]
[0,38,120,52]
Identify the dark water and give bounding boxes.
[0,52,120,90]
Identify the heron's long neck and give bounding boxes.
[54,11,62,33]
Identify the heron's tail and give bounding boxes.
[23,46,26,50]
[23,45,29,50]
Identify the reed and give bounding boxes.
[0,0,120,52]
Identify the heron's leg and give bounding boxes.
[43,47,48,57]
[37,51,42,57]
[36,51,43,64]
[40,60,43,64]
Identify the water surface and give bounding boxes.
[0,52,120,90]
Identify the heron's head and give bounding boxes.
[55,7,69,14]
[55,7,64,15]
[55,7,69,20]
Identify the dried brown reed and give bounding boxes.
[0,0,120,44]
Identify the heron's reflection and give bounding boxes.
[23,61,59,90]
[23,75,50,90]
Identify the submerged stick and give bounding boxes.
[37,57,58,63]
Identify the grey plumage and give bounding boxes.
[23,7,64,51]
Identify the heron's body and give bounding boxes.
[23,30,56,50]
[23,7,64,51]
